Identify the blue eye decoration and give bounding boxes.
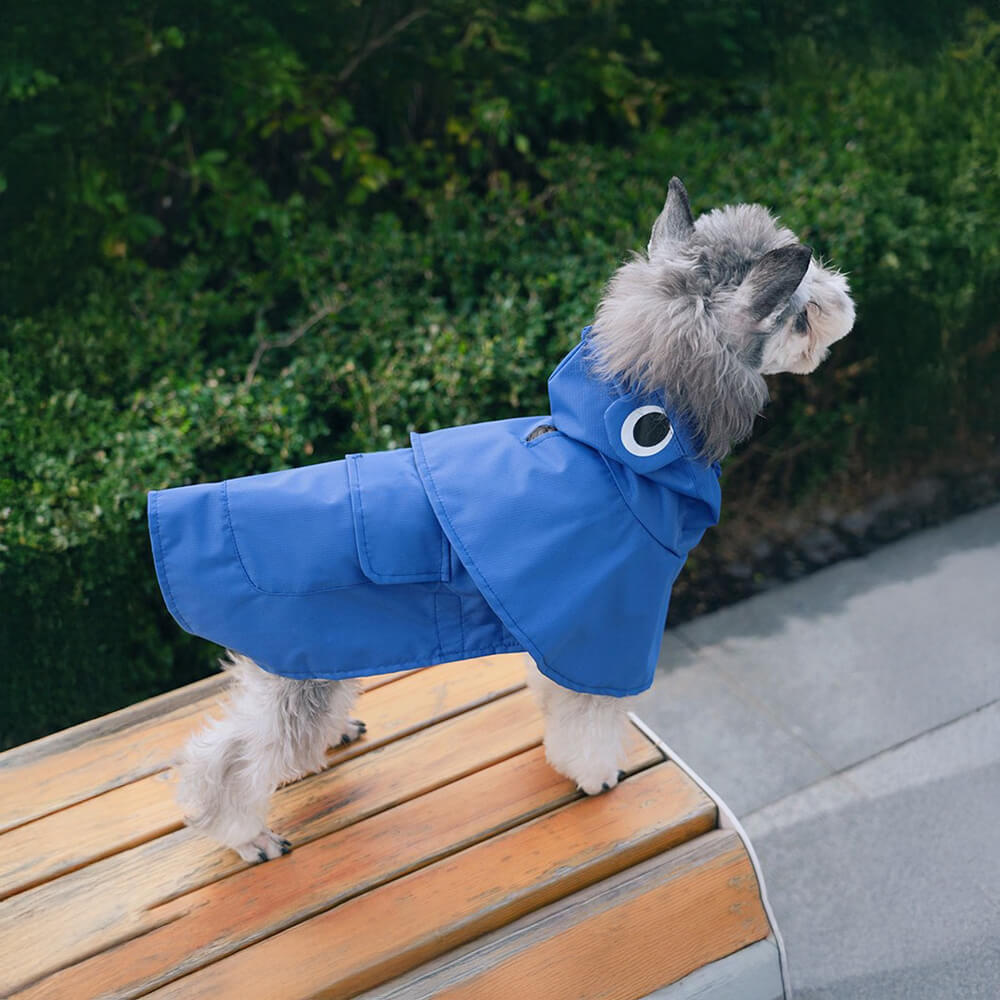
[620,405,674,457]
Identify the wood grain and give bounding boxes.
[136,762,716,1000]
[0,666,424,772]
[0,652,772,1000]
[360,831,770,1000]
[0,656,527,900]
[0,684,569,992]
[0,674,228,767]
[0,654,524,832]
[12,739,680,999]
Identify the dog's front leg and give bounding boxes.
[525,656,630,795]
[175,653,363,862]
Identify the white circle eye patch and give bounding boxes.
[620,405,674,457]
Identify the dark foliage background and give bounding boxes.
[2,1,998,746]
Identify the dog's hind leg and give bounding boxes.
[175,652,362,862]
[525,655,632,796]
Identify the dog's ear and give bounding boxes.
[739,244,812,322]
[648,177,694,255]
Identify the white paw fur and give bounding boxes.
[525,655,632,795]
[233,829,292,863]
[175,651,360,858]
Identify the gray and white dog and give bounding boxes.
[176,178,855,862]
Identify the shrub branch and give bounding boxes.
[337,9,430,84]
[244,299,340,386]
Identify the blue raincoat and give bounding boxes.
[148,329,721,696]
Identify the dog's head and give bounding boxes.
[589,177,855,462]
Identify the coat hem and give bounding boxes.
[248,641,526,681]
[147,491,194,634]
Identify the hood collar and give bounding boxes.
[547,327,701,475]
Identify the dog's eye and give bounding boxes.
[620,405,674,457]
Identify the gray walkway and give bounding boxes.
[640,504,1000,999]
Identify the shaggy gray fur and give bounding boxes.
[589,178,853,463]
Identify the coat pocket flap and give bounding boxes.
[223,461,370,595]
[347,450,449,585]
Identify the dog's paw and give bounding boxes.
[576,768,628,797]
[337,718,367,747]
[544,727,626,796]
[233,829,292,863]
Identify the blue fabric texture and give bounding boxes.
[148,328,721,696]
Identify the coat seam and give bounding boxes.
[599,454,685,557]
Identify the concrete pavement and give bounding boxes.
[640,503,1000,998]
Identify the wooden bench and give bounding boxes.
[0,653,788,999]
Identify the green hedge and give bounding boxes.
[1,0,975,313]
[2,9,998,746]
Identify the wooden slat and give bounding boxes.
[359,831,770,1000]
[0,652,771,1000]
[11,738,683,999]
[0,696,218,834]
[0,771,179,902]
[136,762,717,1000]
[340,654,524,747]
[0,653,523,832]
[0,681,535,901]
[0,684,569,992]
[0,675,228,767]
[0,667,420,772]
[0,667,426,772]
